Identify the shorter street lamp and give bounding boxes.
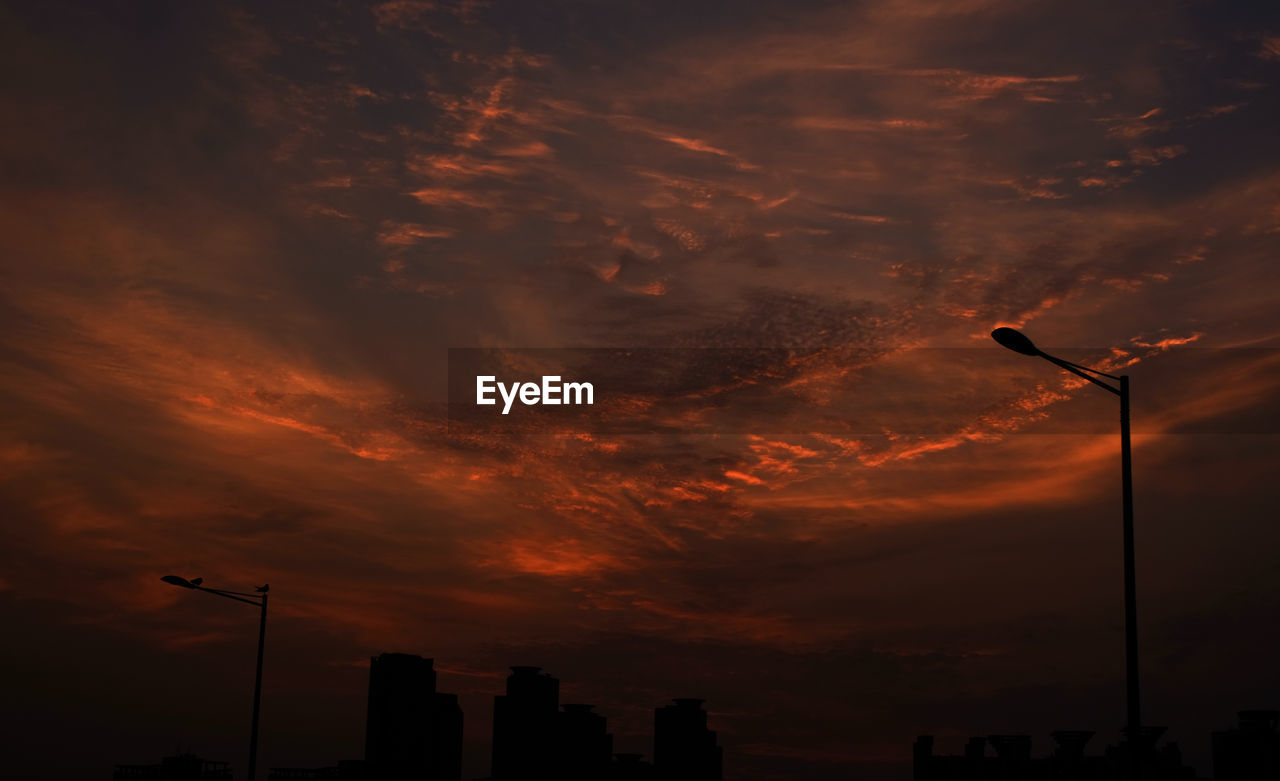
[990,327,1143,781]
[162,575,270,781]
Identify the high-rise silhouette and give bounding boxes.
[433,693,463,781]
[1213,710,1280,781]
[558,703,614,780]
[654,698,722,781]
[364,653,462,781]
[491,666,559,780]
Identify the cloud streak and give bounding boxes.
[1,0,1279,778]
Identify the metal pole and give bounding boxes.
[1120,376,1141,780]
[248,592,267,781]
[990,331,1145,777]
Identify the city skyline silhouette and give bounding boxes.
[118,653,728,780]
[110,647,1277,780]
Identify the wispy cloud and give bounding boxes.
[2,0,1279,777]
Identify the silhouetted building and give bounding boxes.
[364,653,462,781]
[914,729,1198,781]
[491,666,559,780]
[654,698,722,781]
[433,693,463,781]
[558,703,614,780]
[114,754,232,780]
[1213,710,1280,781]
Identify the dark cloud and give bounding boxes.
[1,0,1279,778]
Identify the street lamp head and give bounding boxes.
[161,575,199,589]
[991,327,1041,357]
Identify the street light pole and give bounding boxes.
[990,328,1141,781]
[248,588,267,781]
[1119,375,1140,762]
[162,576,270,781]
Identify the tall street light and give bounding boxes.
[990,327,1142,780]
[162,575,270,781]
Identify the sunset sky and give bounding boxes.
[2,1,1279,778]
